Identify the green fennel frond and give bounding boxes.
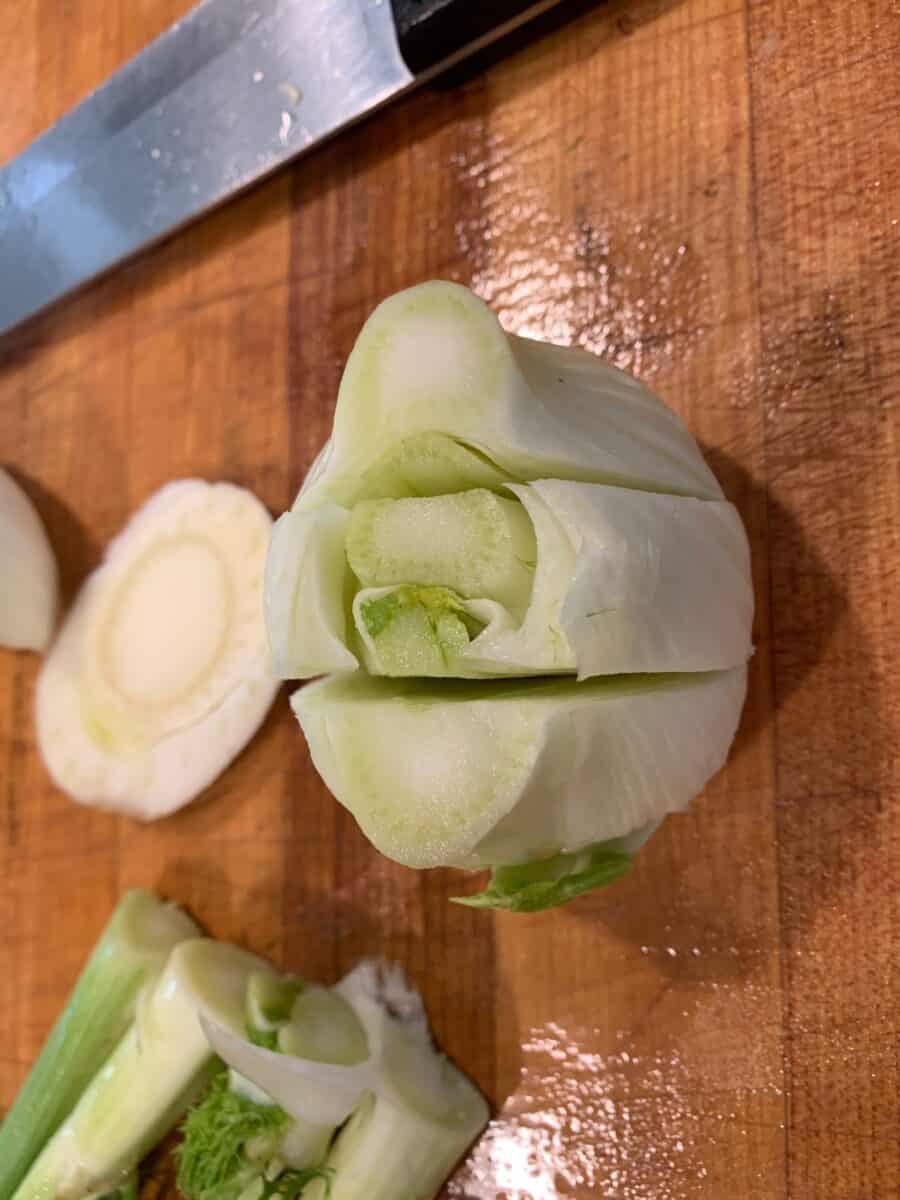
[175,1068,289,1200]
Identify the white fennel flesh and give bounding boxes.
[0,468,59,652]
[36,480,279,818]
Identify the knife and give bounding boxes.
[0,0,563,336]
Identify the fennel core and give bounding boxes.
[347,488,536,676]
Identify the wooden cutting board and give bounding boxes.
[1,1,897,1196]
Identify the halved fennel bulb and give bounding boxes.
[0,468,59,652]
[292,668,747,870]
[37,480,280,818]
[264,282,754,906]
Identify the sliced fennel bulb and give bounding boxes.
[292,668,747,870]
[266,282,751,685]
[262,281,754,907]
[36,480,280,819]
[0,468,59,652]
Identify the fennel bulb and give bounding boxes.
[265,281,754,908]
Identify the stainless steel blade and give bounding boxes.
[0,0,414,334]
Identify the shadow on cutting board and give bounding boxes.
[434,0,688,91]
[567,442,884,1015]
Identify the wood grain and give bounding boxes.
[1,1,897,1197]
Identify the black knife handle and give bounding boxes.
[391,0,549,76]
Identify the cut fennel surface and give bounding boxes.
[292,668,747,870]
[346,489,536,615]
[267,282,751,684]
[296,281,723,508]
[277,478,752,682]
[36,480,280,819]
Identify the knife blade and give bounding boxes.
[0,0,562,335]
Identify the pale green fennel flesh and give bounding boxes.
[353,431,515,501]
[300,1088,486,1200]
[11,941,274,1200]
[358,587,482,677]
[297,281,725,508]
[278,985,369,1066]
[0,890,198,1200]
[291,668,749,872]
[258,281,754,911]
[346,489,536,615]
[185,961,488,1200]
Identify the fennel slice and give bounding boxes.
[35,480,280,819]
[0,468,59,652]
